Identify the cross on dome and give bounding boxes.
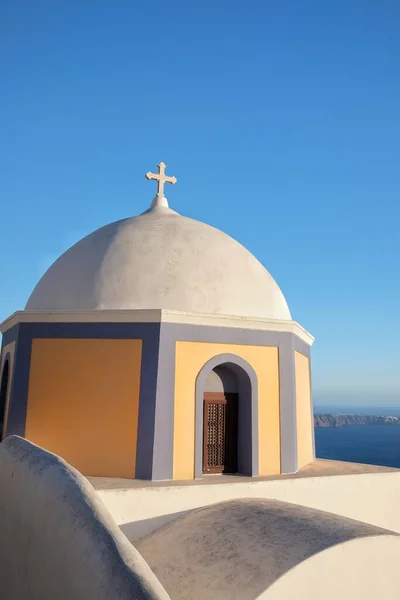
[145,162,177,200]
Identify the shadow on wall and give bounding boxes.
[0,436,170,600]
[120,509,193,542]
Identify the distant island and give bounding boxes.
[314,414,400,428]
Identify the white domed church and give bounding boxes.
[0,163,314,480]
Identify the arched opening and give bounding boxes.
[0,359,10,442]
[196,355,258,478]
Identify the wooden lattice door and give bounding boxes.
[203,392,238,474]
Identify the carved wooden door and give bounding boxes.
[203,392,238,474]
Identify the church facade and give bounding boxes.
[0,163,314,481]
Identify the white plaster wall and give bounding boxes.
[136,498,400,600]
[96,471,400,541]
[204,365,238,392]
[264,535,400,600]
[0,436,170,600]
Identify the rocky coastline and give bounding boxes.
[314,414,400,428]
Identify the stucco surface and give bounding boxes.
[25,205,291,320]
[264,535,400,600]
[0,436,169,600]
[136,498,399,600]
[92,461,400,541]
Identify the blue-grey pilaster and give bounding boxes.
[279,335,298,473]
[150,324,176,480]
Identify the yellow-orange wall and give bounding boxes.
[173,341,280,480]
[25,338,142,478]
[295,350,314,468]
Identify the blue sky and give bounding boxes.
[1,1,399,405]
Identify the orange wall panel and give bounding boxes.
[174,341,280,480]
[25,338,142,478]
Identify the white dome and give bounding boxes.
[25,203,291,320]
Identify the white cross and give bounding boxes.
[145,162,177,198]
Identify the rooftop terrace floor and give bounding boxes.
[89,458,399,491]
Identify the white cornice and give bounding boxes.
[0,309,314,346]
[161,310,314,345]
[0,310,163,331]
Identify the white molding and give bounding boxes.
[0,309,314,346]
[161,310,314,344]
[0,310,163,331]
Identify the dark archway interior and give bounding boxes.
[0,360,10,442]
[204,362,253,476]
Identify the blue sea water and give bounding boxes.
[315,425,400,469]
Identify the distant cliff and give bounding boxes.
[314,414,400,428]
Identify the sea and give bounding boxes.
[314,405,400,469]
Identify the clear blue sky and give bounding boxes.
[1,1,399,405]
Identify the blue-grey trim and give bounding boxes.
[5,330,32,437]
[13,321,158,340]
[134,327,161,480]
[309,353,316,460]
[1,323,19,348]
[292,335,311,358]
[195,353,259,479]
[161,322,286,347]
[151,326,176,480]
[292,340,315,461]
[278,337,298,473]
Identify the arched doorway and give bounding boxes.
[195,354,259,479]
[203,366,239,474]
[0,359,10,442]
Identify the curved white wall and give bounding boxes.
[0,436,169,600]
[1,436,399,600]
[95,470,400,541]
[264,535,400,600]
[136,498,400,600]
